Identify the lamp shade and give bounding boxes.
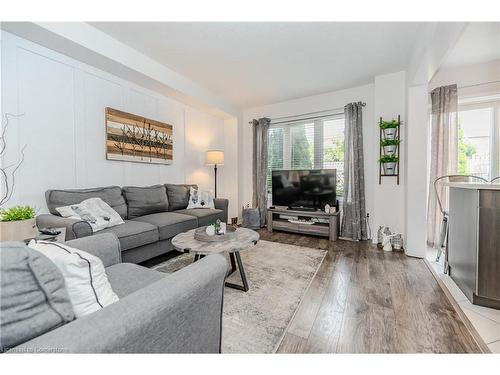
[205,150,224,166]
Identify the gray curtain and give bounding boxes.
[341,102,367,240]
[252,117,270,226]
[427,84,458,248]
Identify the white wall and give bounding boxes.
[1,32,239,219]
[429,59,500,90]
[241,84,376,233]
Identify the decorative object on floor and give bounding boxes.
[341,102,368,241]
[379,116,401,184]
[381,232,395,252]
[205,150,224,198]
[252,118,271,226]
[186,186,215,208]
[242,205,261,229]
[153,239,327,353]
[105,107,173,165]
[427,84,458,248]
[391,233,404,250]
[172,227,259,292]
[0,205,37,242]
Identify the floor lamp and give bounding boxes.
[205,150,224,198]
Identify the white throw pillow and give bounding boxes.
[28,240,119,318]
[186,187,215,209]
[56,197,124,232]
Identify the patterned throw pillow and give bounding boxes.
[56,197,124,232]
[186,187,215,209]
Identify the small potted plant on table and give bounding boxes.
[0,205,37,241]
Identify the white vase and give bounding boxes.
[0,218,37,242]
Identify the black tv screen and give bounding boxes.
[271,169,337,210]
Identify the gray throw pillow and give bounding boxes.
[123,185,169,219]
[0,242,75,352]
[165,184,198,211]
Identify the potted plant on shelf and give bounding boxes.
[380,119,399,140]
[380,139,400,155]
[0,205,37,241]
[379,155,399,175]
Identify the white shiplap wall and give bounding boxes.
[1,32,238,218]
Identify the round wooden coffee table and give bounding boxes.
[171,227,260,292]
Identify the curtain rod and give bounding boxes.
[248,102,366,125]
[458,80,500,89]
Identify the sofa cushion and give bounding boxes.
[122,185,169,219]
[0,242,74,351]
[165,184,197,211]
[106,263,165,298]
[132,212,198,240]
[46,186,127,219]
[175,208,225,227]
[100,220,159,251]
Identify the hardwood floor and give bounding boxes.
[257,230,482,353]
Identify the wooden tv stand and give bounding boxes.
[267,207,339,241]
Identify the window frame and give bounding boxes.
[457,97,500,180]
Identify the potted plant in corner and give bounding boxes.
[0,205,37,241]
[381,138,400,156]
[380,119,399,140]
[380,155,399,175]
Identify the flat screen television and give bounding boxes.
[271,169,337,211]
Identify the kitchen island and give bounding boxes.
[446,183,500,310]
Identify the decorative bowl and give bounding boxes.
[194,225,236,242]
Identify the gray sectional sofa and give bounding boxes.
[1,233,227,353]
[36,184,228,263]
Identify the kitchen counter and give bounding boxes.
[447,185,500,310]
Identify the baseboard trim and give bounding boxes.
[424,259,491,353]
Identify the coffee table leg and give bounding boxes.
[225,251,249,292]
[227,252,237,275]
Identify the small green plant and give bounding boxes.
[380,119,399,129]
[381,139,400,146]
[379,155,399,163]
[0,205,36,222]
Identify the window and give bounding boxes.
[267,114,345,198]
[457,95,500,180]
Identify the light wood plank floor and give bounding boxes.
[257,230,481,353]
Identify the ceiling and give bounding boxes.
[442,22,500,68]
[90,22,425,109]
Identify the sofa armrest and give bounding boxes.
[64,233,121,267]
[36,214,93,240]
[213,198,229,222]
[12,254,227,353]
